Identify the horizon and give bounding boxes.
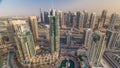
[0,0,120,16]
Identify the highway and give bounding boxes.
[103,52,120,68]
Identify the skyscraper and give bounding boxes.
[11,20,36,63]
[76,11,80,29]
[44,11,49,24]
[58,10,63,28]
[72,13,76,28]
[76,11,84,29]
[66,11,73,27]
[87,31,106,67]
[106,30,118,49]
[79,12,84,28]
[89,12,96,29]
[29,16,38,42]
[61,12,66,28]
[40,9,44,23]
[83,10,89,28]
[84,29,93,47]
[97,18,103,29]
[49,9,60,53]
[101,10,107,26]
[109,13,120,31]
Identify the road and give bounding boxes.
[103,52,120,68]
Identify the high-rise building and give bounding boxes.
[11,20,36,63]
[106,30,118,49]
[101,10,107,26]
[83,10,89,28]
[66,11,73,27]
[40,9,44,23]
[76,11,84,29]
[44,11,49,24]
[79,12,84,28]
[76,11,80,29]
[97,18,103,29]
[87,31,106,67]
[58,10,63,28]
[89,12,96,29]
[29,16,38,42]
[84,29,93,47]
[61,12,66,28]
[109,13,120,31]
[97,10,107,29]
[49,9,60,53]
[72,13,76,28]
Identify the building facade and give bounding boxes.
[106,30,118,49]
[49,9,60,54]
[29,16,38,42]
[87,31,106,67]
[109,13,120,31]
[84,29,93,47]
[83,10,89,28]
[11,20,36,63]
[89,12,96,29]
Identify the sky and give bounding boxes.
[0,0,120,16]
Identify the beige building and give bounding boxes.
[29,16,38,42]
[87,31,106,67]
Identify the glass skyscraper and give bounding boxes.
[49,10,60,53]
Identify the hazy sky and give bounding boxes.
[0,0,120,16]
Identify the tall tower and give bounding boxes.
[61,12,66,28]
[76,11,84,29]
[97,10,107,29]
[101,10,107,26]
[106,30,118,49]
[49,9,60,53]
[87,31,106,67]
[11,20,36,63]
[83,10,89,28]
[76,11,80,29]
[79,12,84,28]
[29,16,38,42]
[109,13,119,31]
[58,10,63,28]
[66,11,73,27]
[40,9,44,23]
[84,29,93,47]
[44,11,49,24]
[89,12,96,29]
[72,14,76,28]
